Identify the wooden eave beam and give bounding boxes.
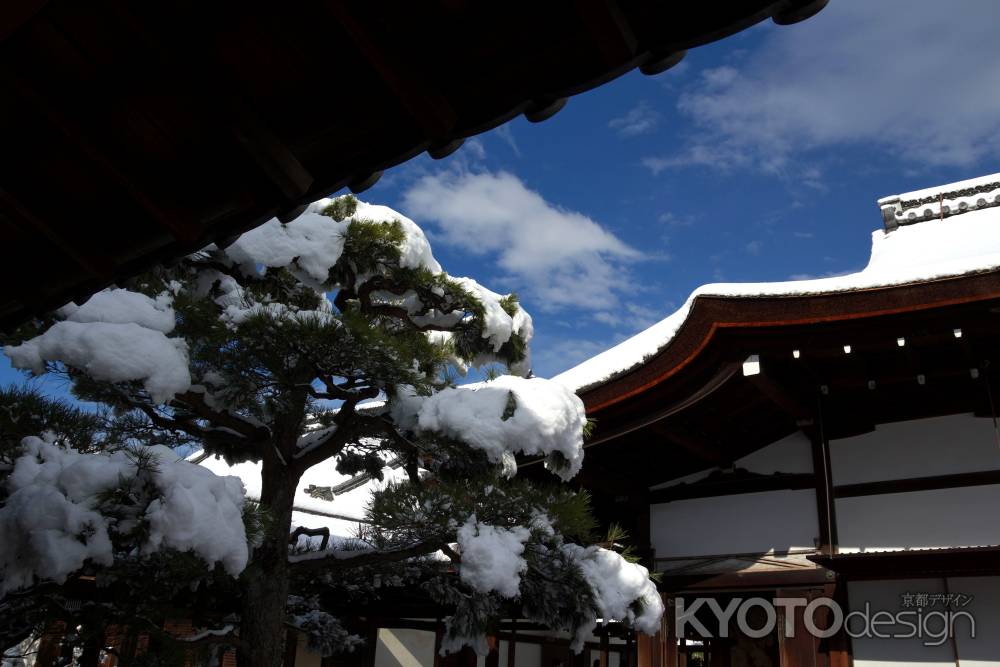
[744,365,815,427]
[2,46,203,247]
[648,423,729,467]
[649,472,815,504]
[326,3,456,142]
[574,0,639,67]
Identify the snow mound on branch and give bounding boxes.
[5,321,190,403]
[352,201,442,273]
[226,208,348,287]
[226,199,442,289]
[0,437,248,595]
[562,544,663,648]
[400,376,586,480]
[58,288,177,333]
[4,288,190,403]
[457,515,530,598]
[451,278,534,374]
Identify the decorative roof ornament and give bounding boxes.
[878,173,1000,232]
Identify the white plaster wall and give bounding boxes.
[650,489,818,558]
[650,431,814,491]
[848,577,998,667]
[836,485,1000,552]
[736,431,814,474]
[498,640,542,667]
[294,632,324,667]
[952,576,1000,667]
[375,628,436,667]
[848,579,954,667]
[829,414,1000,486]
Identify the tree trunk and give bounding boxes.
[237,457,298,667]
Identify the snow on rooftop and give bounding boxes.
[553,175,1000,395]
[878,172,1000,231]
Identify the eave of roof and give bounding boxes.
[555,176,1000,408]
[0,0,827,332]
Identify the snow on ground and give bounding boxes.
[0,437,247,594]
[554,184,1000,394]
[456,516,530,598]
[397,375,587,480]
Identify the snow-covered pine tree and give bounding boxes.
[2,196,661,666]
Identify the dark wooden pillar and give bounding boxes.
[662,595,677,667]
[507,619,517,667]
[812,394,838,555]
[486,636,500,667]
[600,630,610,667]
[284,628,299,667]
[434,620,443,667]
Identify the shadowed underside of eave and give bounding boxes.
[0,0,827,332]
[570,270,1000,489]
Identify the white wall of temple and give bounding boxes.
[831,413,1000,552]
[375,628,437,667]
[837,484,1000,552]
[829,414,1000,485]
[847,576,1000,667]
[650,431,814,492]
[650,431,818,558]
[358,627,627,667]
[650,488,819,558]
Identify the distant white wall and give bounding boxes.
[952,575,1000,667]
[650,431,814,492]
[294,632,323,667]
[848,579,954,667]
[829,414,1000,486]
[736,431,814,474]
[837,484,1000,552]
[848,576,998,667]
[375,628,436,667]
[498,640,542,667]
[651,489,818,558]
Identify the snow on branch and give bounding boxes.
[4,289,191,403]
[395,375,587,480]
[456,515,529,598]
[563,544,664,650]
[0,436,248,595]
[288,537,446,571]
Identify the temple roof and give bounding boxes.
[554,172,1000,397]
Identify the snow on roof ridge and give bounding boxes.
[552,181,1000,396]
[878,172,1000,232]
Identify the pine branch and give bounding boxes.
[288,537,446,572]
[174,391,270,441]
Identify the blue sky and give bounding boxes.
[4,0,1000,392]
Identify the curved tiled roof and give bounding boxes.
[554,173,1000,403]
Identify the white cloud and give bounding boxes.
[642,143,750,174]
[651,1,1000,172]
[658,212,694,227]
[592,302,661,331]
[402,171,642,311]
[492,124,521,157]
[745,240,763,256]
[531,336,613,378]
[609,101,661,137]
[462,138,487,162]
